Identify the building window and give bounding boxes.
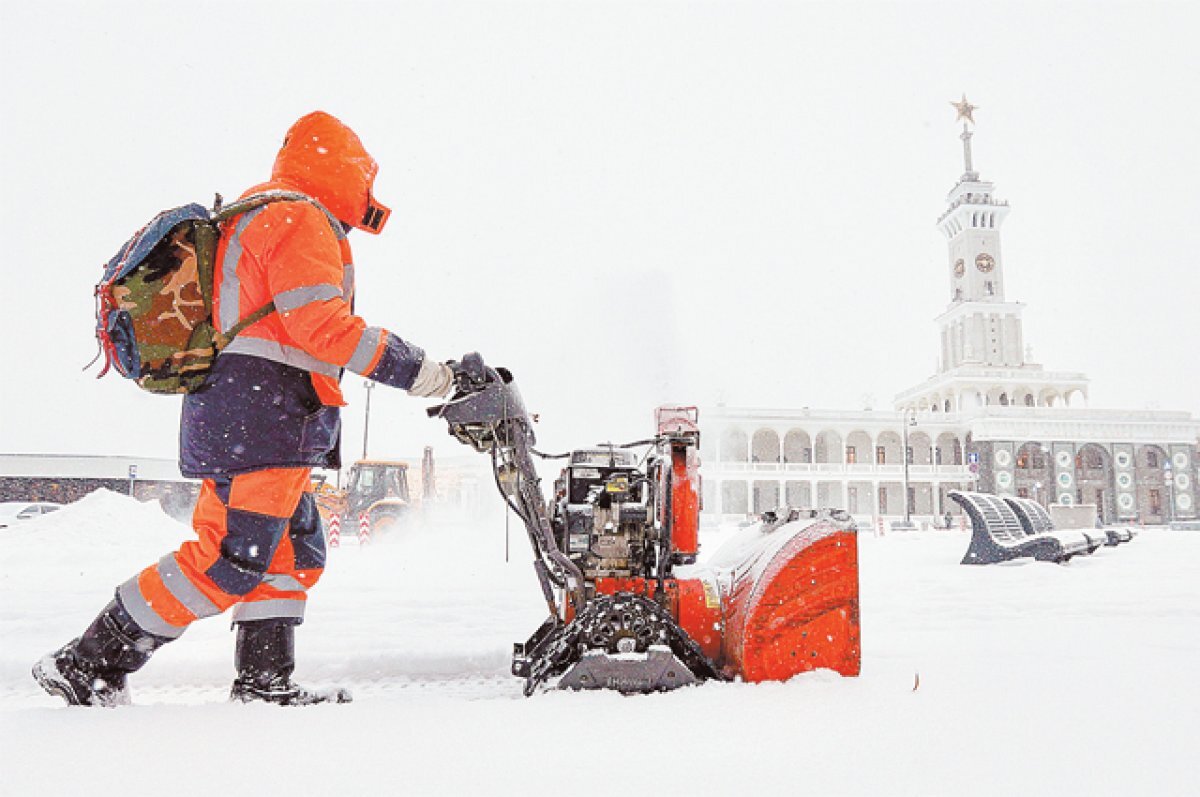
[1032,451,1045,470]
[1017,487,1029,498]
[1146,450,1159,468]
[803,447,812,464]
[1024,394,1035,406]
[936,448,943,465]
[1017,451,1029,469]
[944,399,951,412]
[878,487,888,515]
[999,393,1009,406]
[876,446,886,465]
[722,482,749,515]
[1149,488,1162,514]
[985,281,994,296]
[846,446,857,464]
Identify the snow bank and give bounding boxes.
[1,494,1197,796]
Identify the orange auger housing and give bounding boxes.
[711,511,861,681]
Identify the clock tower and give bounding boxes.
[894,96,1089,414]
[935,96,1022,370]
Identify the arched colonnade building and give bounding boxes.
[699,405,1199,527]
[699,407,973,522]
[697,102,1200,527]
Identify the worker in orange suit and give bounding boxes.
[35,111,474,706]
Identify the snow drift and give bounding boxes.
[1,490,1197,796]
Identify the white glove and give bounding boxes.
[407,356,455,398]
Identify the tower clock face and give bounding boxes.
[976,253,995,273]
[954,258,965,278]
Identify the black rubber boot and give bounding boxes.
[33,599,170,707]
[230,620,351,706]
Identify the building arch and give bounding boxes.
[750,429,780,464]
[845,431,872,465]
[909,431,933,465]
[1013,441,1052,505]
[1075,443,1114,522]
[935,432,963,466]
[720,428,749,463]
[814,430,843,464]
[1135,445,1169,523]
[1039,388,1061,407]
[876,431,903,464]
[783,429,812,464]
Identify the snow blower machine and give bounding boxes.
[429,360,860,695]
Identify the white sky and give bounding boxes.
[1,0,1197,465]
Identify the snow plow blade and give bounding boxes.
[710,509,860,682]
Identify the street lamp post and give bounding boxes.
[896,407,917,530]
[1163,462,1174,524]
[362,380,375,460]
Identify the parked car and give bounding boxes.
[0,501,63,529]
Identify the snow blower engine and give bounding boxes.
[429,361,860,695]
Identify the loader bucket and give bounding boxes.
[711,511,860,682]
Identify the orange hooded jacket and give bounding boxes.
[180,112,423,478]
[214,111,406,406]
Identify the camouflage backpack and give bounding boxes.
[93,191,338,394]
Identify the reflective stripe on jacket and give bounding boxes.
[214,186,393,405]
[179,112,426,479]
[180,187,423,478]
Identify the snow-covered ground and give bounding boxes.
[1,490,1197,796]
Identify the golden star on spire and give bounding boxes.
[950,93,978,124]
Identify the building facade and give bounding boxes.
[701,102,1200,526]
[0,453,199,519]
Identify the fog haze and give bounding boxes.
[2,1,1197,465]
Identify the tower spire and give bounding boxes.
[950,94,979,179]
[960,124,975,177]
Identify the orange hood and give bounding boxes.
[271,111,391,234]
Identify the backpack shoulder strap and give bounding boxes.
[213,301,276,352]
[207,190,344,350]
[212,190,344,237]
